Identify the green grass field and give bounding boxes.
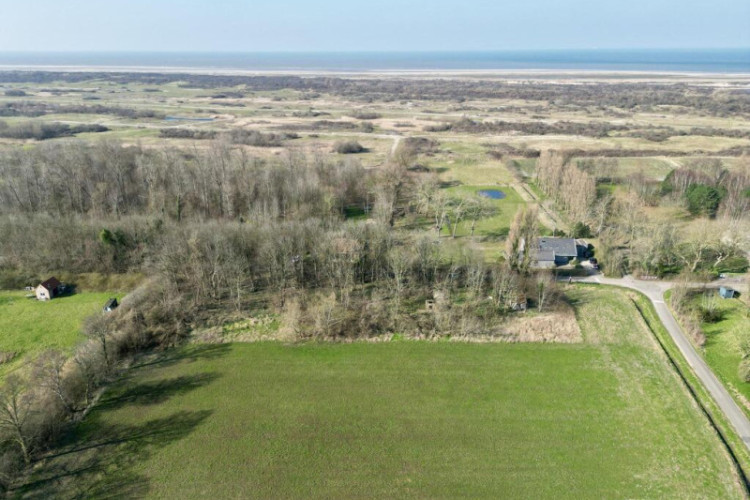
[442,185,526,239]
[698,295,750,418]
[0,291,119,375]
[19,287,742,499]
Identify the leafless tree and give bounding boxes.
[0,376,35,465]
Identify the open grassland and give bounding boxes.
[429,141,516,186]
[442,185,525,239]
[698,296,750,417]
[18,287,743,499]
[0,291,118,376]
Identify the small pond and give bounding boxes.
[165,116,215,122]
[478,189,506,200]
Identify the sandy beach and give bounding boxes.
[1,63,749,84]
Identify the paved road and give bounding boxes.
[575,274,750,452]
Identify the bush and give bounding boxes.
[700,308,724,323]
[227,129,298,147]
[715,256,749,274]
[684,184,724,217]
[570,222,592,238]
[159,128,216,140]
[0,268,37,290]
[333,140,365,154]
[351,111,381,120]
[0,121,108,140]
[739,359,750,383]
[423,123,451,132]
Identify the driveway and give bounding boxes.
[573,274,750,452]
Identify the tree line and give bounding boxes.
[0,141,367,220]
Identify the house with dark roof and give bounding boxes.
[36,277,61,301]
[531,238,582,268]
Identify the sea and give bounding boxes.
[0,49,748,73]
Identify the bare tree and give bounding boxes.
[534,272,555,313]
[34,351,80,415]
[0,376,35,465]
[506,206,539,273]
[82,314,113,373]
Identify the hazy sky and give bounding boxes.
[1,0,748,52]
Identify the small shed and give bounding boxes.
[36,277,61,301]
[719,286,736,299]
[103,298,119,312]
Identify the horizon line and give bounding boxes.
[1,48,749,54]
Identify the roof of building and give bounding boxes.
[536,249,556,262]
[39,277,61,291]
[104,298,119,308]
[537,238,578,258]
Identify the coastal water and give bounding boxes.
[0,50,748,73]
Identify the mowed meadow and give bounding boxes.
[0,291,118,375]
[18,287,743,499]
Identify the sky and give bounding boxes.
[0,0,748,52]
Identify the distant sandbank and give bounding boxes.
[1,64,749,84]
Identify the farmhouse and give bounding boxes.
[531,238,581,268]
[36,277,61,301]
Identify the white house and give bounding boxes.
[36,277,61,301]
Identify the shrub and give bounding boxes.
[423,123,451,132]
[684,183,724,217]
[351,111,381,120]
[0,121,108,140]
[700,308,724,323]
[739,359,750,383]
[715,256,749,274]
[333,140,365,154]
[570,222,592,238]
[159,128,216,140]
[228,129,298,147]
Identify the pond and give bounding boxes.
[165,116,215,122]
[478,189,506,200]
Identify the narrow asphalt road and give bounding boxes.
[575,274,750,452]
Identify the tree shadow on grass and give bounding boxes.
[130,343,233,371]
[14,350,223,499]
[17,410,213,499]
[479,227,510,240]
[96,372,221,411]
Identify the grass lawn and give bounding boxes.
[697,295,750,417]
[18,287,742,499]
[442,185,525,239]
[431,142,516,186]
[0,291,119,376]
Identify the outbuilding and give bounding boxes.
[103,298,119,312]
[35,277,61,301]
[719,286,736,299]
